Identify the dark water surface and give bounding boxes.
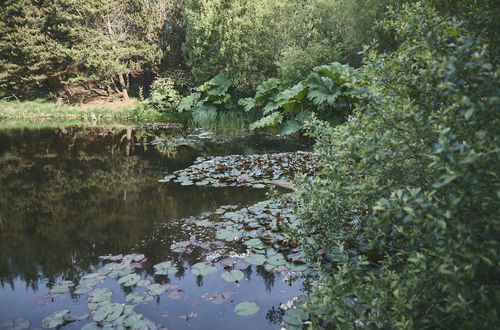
[0,123,306,329]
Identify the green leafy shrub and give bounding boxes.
[177,72,235,126]
[244,62,361,135]
[142,77,181,112]
[291,2,499,328]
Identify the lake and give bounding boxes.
[0,121,308,329]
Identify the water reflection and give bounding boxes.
[0,124,306,329]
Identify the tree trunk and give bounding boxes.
[118,73,129,100]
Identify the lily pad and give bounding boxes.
[168,289,185,299]
[126,292,153,304]
[245,238,264,249]
[234,301,260,316]
[153,261,177,275]
[88,288,112,304]
[42,310,74,328]
[216,228,241,241]
[191,262,217,276]
[266,254,286,266]
[283,309,309,326]
[221,270,244,282]
[50,281,74,294]
[93,303,124,322]
[118,273,141,287]
[244,254,266,265]
[147,283,167,295]
[1,318,30,330]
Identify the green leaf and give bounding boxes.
[93,303,124,322]
[153,261,177,275]
[177,92,201,112]
[238,98,256,112]
[42,310,72,328]
[191,262,217,276]
[280,120,302,135]
[118,273,141,287]
[221,269,245,282]
[249,112,283,130]
[234,301,259,316]
[244,254,266,265]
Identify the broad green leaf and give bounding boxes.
[118,273,140,287]
[234,301,259,316]
[153,261,177,275]
[221,269,245,282]
[244,254,266,265]
[280,120,302,135]
[191,262,217,276]
[93,303,124,322]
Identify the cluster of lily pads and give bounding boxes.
[160,151,319,187]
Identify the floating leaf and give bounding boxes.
[168,289,185,299]
[283,309,309,327]
[221,270,244,282]
[191,263,217,276]
[266,254,286,266]
[42,310,73,328]
[216,228,241,241]
[50,281,74,294]
[35,293,61,306]
[118,274,141,287]
[126,292,153,304]
[153,261,177,275]
[93,303,124,322]
[234,302,260,316]
[1,318,30,330]
[88,288,112,304]
[147,283,167,295]
[245,238,264,249]
[244,254,266,265]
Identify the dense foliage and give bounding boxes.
[243,62,361,135]
[292,2,499,328]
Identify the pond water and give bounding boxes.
[0,122,308,329]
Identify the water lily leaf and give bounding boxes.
[216,228,241,241]
[168,289,185,299]
[126,292,153,304]
[287,263,309,272]
[266,254,286,266]
[153,261,177,275]
[244,254,266,265]
[1,318,30,330]
[88,299,111,311]
[234,302,259,316]
[221,270,244,282]
[93,303,124,322]
[35,293,61,306]
[283,309,309,326]
[191,263,217,276]
[147,283,167,295]
[118,274,141,287]
[42,310,73,328]
[50,281,74,294]
[88,288,112,304]
[245,238,263,249]
[136,279,152,287]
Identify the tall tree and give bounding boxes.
[0,0,76,95]
[70,0,167,99]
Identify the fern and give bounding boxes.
[249,111,283,130]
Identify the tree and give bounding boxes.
[0,0,76,95]
[292,2,499,328]
[70,0,167,99]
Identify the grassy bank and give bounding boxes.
[0,99,186,122]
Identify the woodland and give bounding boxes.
[0,0,499,328]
